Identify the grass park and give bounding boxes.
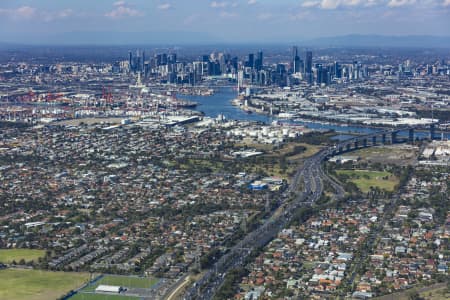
[374,283,450,300]
[336,169,399,193]
[70,293,139,300]
[0,268,89,300]
[352,145,418,166]
[230,141,322,180]
[0,249,46,264]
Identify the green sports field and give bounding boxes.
[69,293,139,300]
[336,169,399,193]
[0,269,89,300]
[82,275,159,292]
[0,249,46,264]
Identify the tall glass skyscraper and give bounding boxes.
[292,46,301,73]
[305,51,313,84]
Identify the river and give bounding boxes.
[183,87,449,140]
[182,87,270,123]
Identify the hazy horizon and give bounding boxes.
[1,0,450,45]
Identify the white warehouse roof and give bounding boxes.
[95,285,122,293]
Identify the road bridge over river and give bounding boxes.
[330,125,433,155]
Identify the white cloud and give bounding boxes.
[387,0,416,7]
[248,0,258,4]
[105,2,143,18]
[443,0,450,6]
[364,0,381,6]
[344,0,362,5]
[15,6,36,18]
[57,9,73,18]
[320,0,341,9]
[0,6,74,21]
[0,6,36,19]
[211,1,240,11]
[289,11,313,20]
[42,9,74,22]
[158,3,172,10]
[301,0,380,9]
[211,1,229,8]
[301,1,320,7]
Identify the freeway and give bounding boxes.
[183,126,433,299]
[183,146,339,300]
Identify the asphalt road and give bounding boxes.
[183,129,413,300]
[183,148,334,300]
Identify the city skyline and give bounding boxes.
[1,0,450,44]
[1,4,449,298]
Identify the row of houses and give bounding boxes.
[0,122,273,277]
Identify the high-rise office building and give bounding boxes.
[316,63,323,85]
[128,51,133,72]
[248,53,255,69]
[305,51,313,84]
[156,54,162,66]
[112,61,121,74]
[315,64,330,85]
[135,49,141,72]
[277,64,286,75]
[142,51,145,72]
[128,49,145,73]
[219,53,227,74]
[237,70,244,92]
[334,62,342,79]
[292,46,298,59]
[168,53,177,64]
[292,46,301,73]
[255,50,263,71]
[305,51,312,73]
[353,61,360,80]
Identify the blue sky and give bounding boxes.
[0,0,449,43]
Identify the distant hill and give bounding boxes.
[0,31,219,46]
[2,32,450,48]
[304,34,450,48]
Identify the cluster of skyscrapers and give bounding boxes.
[114,47,369,87]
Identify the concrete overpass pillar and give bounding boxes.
[354,141,359,149]
[346,144,351,151]
[339,146,343,153]
[363,139,367,147]
[382,134,386,144]
[372,136,377,145]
